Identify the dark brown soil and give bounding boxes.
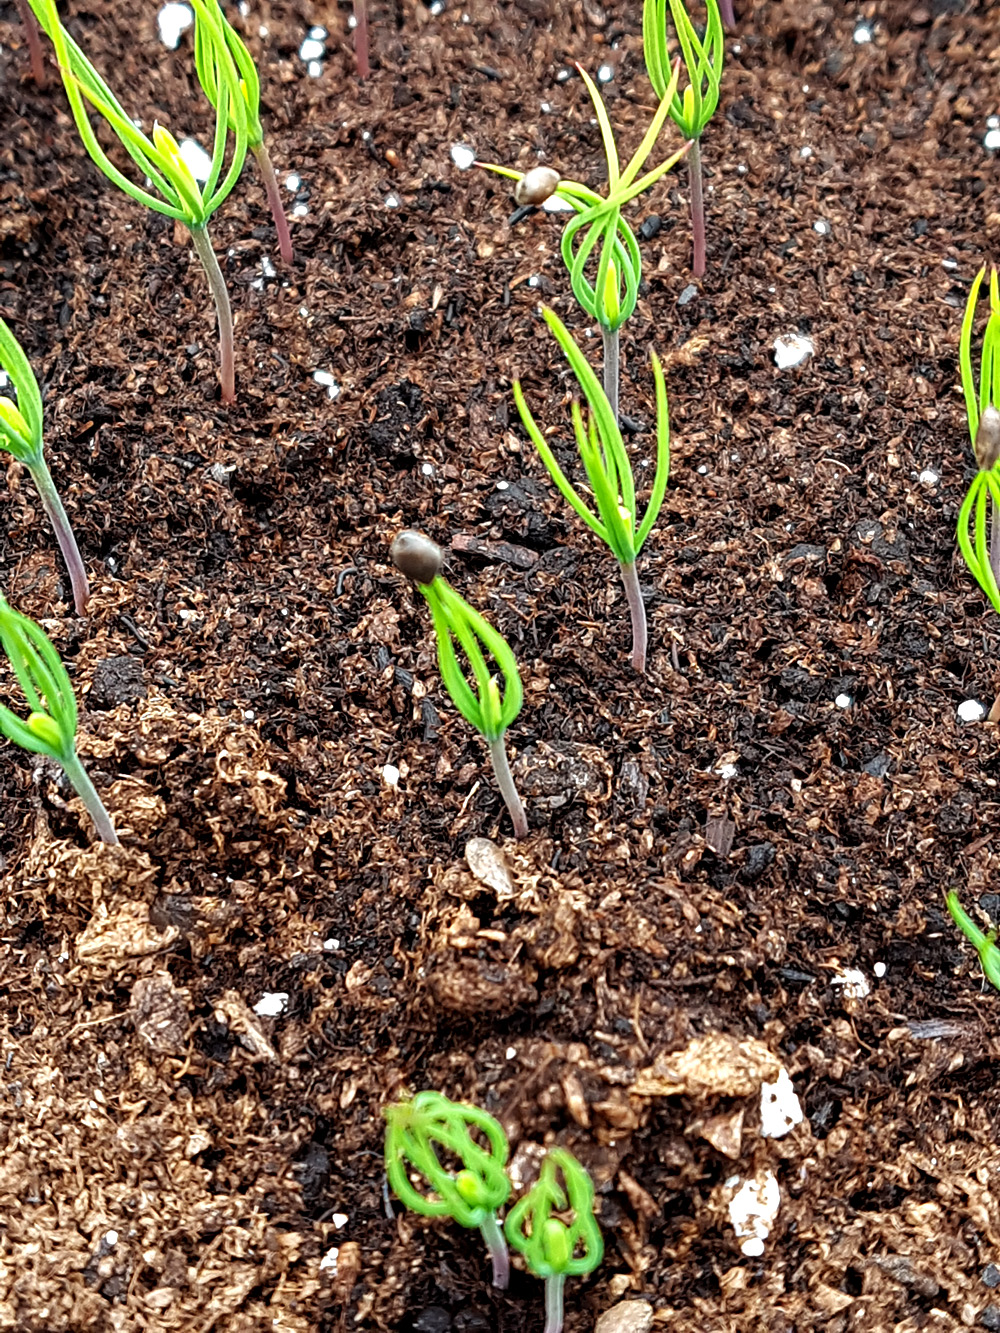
[4,0,1000,1329]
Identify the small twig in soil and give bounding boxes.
[384,1091,511,1288]
[0,597,118,845]
[391,532,529,838]
[514,306,670,674]
[505,1148,603,1333]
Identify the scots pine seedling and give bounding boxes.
[644,0,724,277]
[505,1148,603,1333]
[957,267,1000,612]
[28,0,249,403]
[477,59,687,421]
[514,306,670,674]
[0,319,89,615]
[192,0,293,264]
[0,596,118,845]
[384,1090,511,1288]
[946,891,1000,992]
[391,532,529,839]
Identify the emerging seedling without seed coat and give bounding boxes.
[957,266,1000,614]
[0,596,117,845]
[644,0,724,277]
[391,532,528,838]
[29,0,248,402]
[514,307,670,674]
[384,1090,511,1288]
[505,1148,603,1333]
[0,318,89,615]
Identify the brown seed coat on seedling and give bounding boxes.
[975,406,1000,471]
[514,166,560,207]
[391,531,443,585]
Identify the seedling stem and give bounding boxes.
[544,1274,566,1333]
[602,325,620,425]
[30,457,90,616]
[188,224,236,404]
[15,0,46,85]
[689,138,706,278]
[487,735,528,840]
[354,0,371,78]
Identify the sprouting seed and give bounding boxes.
[515,166,561,207]
[504,1148,603,1333]
[0,597,117,846]
[513,307,671,674]
[0,319,89,615]
[391,532,529,838]
[27,0,249,403]
[192,0,294,264]
[384,1091,511,1288]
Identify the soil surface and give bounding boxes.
[3,0,1000,1329]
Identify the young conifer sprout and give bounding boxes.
[384,1091,511,1288]
[514,307,670,674]
[353,0,371,79]
[957,266,1000,607]
[0,319,89,615]
[27,0,249,403]
[0,596,118,845]
[477,58,687,422]
[719,0,735,27]
[643,0,724,278]
[945,891,1000,992]
[192,0,293,264]
[391,532,529,839]
[504,1148,603,1333]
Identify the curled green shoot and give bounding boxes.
[644,0,724,277]
[477,58,687,420]
[957,267,1000,610]
[0,319,89,615]
[504,1148,603,1333]
[384,1091,511,1288]
[192,0,293,264]
[0,596,118,845]
[391,533,528,839]
[513,306,670,674]
[28,0,248,402]
[946,891,1000,992]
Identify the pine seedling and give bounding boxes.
[513,306,670,674]
[505,1148,603,1333]
[353,0,370,78]
[0,319,89,615]
[644,0,724,277]
[719,0,735,29]
[476,58,687,422]
[27,0,249,403]
[192,0,293,263]
[957,266,1000,614]
[0,596,118,845]
[391,532,528,839]
[946,891,1000,992]
[384,1090,511,1288]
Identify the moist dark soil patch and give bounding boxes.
[3,0,1000,1329]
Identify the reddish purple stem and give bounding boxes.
[719,0,736,26]
[353,0,370,79]
[251,142,294,265]
[29,458,89,615]
[15,0,47,86]
[689,137,706,279]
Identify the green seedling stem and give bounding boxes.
[957,266,1000,607]
[514,306,670,673]
[15,0,47,85]
[391,533,528,838]
[384,1091,511,1288]
[505,1148,603,1333]
[0,596,117,845]
[946,891,1000,991]
[192,0,293,263]
[477,58,686,421]
[644,0,724,277]
[28,0,248,402]
[0,319,89,615]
